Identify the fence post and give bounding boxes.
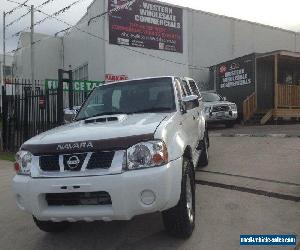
[57,69,64,125]
[68,70,73,110]
[23,88,29,141]
[1,86,7,151]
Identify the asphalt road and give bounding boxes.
[209,124,300,137]
[0,136,299,250]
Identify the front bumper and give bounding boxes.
[12,157,182,222]
[205,110,238,122]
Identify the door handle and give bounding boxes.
[193,116,196,120]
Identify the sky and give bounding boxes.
[1,0,300,54]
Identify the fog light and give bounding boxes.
[140,190,156,205]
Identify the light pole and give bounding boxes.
[2,11,6,83]
[30,5,34,90]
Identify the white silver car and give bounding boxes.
[202,92,238,128]
[12,76,209,239]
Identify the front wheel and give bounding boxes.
[33,217,70,233]
[162,158,195,239]
[198,130,209,167]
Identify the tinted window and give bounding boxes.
[189,80,200,97]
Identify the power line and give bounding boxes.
[88,0,137,25]
[6,0,86,40]
[6,0,57,28]
[7,1,209,71]
[6,0,29,16]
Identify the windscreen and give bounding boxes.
[76,77,176,121]
[202,93,222,102]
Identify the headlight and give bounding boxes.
[229,104,237,111]
[14,151,33,175]
[126,140,168,170]
[204,107,211,113]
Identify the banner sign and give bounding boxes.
[45,80,104,92]
[108,0,183,53]
[105,74,128,82]
[218,61,253,89]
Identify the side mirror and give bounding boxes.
[64,107,78,124]
[182,95,199,112]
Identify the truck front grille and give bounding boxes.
[39,151,115,172]
[39,155,60,171]
[87,152,115,170]
[63,153,87,171]
[212,105,229,112]
[46,191,112,206]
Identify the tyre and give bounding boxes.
[225,121,235,128]
[162,157,195,239]
[33,217,70,233]
[198,130,209,167]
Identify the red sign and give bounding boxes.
[4,79,12,84]
[108,0,183,53]
[105,74,129,82]
[39,96,46,109]
[219,65,227,75]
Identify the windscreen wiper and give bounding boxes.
[132,107,173,114]
[76,112,126,121]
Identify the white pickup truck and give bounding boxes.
[12,76,209,238]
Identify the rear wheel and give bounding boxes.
[162,157,195,239]
[225,121,235,128]
[33,217,70,233]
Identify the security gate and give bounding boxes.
[1,80,58,152]
[1,72,101,152]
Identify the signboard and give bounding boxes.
[108,0,183,53]
[215,54,255,114]
[218,62,253,89]
[39,96,46,109]
[45,80,104,92]
[105,74,128,82]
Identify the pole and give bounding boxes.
[30,5,34,90]
[3,12,6,82]
[57,69,64,125]
[1,12,5,118]
[68,69,73,110]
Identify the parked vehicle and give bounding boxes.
[202,92,238,127]
[63,106,81,124]
[12,76,209,239]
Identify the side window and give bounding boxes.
[189,80,201,97]
[182,80,192,95]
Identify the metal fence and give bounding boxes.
[1,79,59,152]
[1,77,90,152]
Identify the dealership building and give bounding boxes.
[11,0,300,90]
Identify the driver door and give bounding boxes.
[177,79,200,155]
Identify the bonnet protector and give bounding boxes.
[21,134,154,155]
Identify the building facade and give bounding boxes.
[12,0,300,90]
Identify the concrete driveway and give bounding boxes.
[0,136,299,250]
